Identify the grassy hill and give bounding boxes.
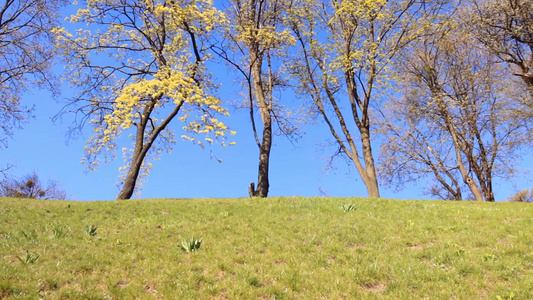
[0,197,531,299]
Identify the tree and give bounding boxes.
[469,0,533,138]
[470,0,533,92]
[0,172,67,199]
[378,17,526,201]
[55,0,232,199]
[212,0,296,197]
[0,163,12,177]
[0,0,65,148]
[287,0,437,197]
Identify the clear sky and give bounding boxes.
[3,67,531,202]
[2,74,384,201]
[1,3,531,202]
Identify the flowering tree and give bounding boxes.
[288,0,438,197]
[56,0,232,199]
[213,0,296,197]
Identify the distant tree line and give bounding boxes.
[0,0,531,201]
[0,172,66,200]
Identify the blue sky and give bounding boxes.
[3,68,531,201]
[2,75,382,201]
[1,3,531,201]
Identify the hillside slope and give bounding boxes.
[0,197,531,299]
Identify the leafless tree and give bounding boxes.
[471,0,533,92]
[0,0,65,148]
[379,17,527,201]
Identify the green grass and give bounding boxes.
[0,197,531,299]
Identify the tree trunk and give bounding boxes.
[116,128,148,200]
[364,176,380,198]
[481,177,495,202]
[434,97,485,201]
[248,48,272,198]
[360,127,380,198]
[465,177,484,201]
[115,97,183,200]
[486,187,495,202]
[252,123,272,197]
[116,155,144,200]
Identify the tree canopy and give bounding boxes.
[0,0,65,148]
[55,0,233,199]
[1,0,531,201]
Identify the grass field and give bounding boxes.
[0,197,531,299]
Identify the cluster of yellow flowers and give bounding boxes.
[62,0,235,185]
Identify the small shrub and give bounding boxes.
[180,237,203,253]
[507,189,533,202]
[406,220,415,229]
[483,253,497,262]
[52,224,68,238]
[247,276,261,287]
[20,229,37,241]
[340,204,356,212]
[85,225,98,236]
[17,251,40,264]
[497,291,516,300]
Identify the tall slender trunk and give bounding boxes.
[248,82,272,198]
[471,122,496,202]
[254,123,272,197]
[344,55,380,198]
[248,46,273,198]
[448,124,484,201]
[483,180,495,202]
